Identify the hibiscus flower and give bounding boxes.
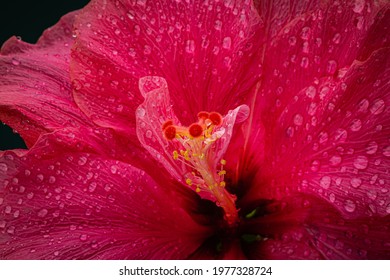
[0,0,389,260]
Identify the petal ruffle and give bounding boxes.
[0,134,212,259]
[0,11,93,148]
[70,0,262,135]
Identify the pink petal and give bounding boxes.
[239,3,390,218]
[0,135,212,259]
[70,0,262,135]
[242,195,390,259]
[136,76,248,203]
[0,11,92,148]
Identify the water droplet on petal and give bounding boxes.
[344,200,356,213]
[88,182,97,192]
[0,163,7,173]
[11,58,20,65]
[353,0,365,13]
[350,178,362,188]
[80,234,88,241]
[320,176,331,189]
[350,119,362,131]
[110,165,118,174]
[78,156,87,166]
[383,146,390,157]
[214,20,222,30]
[334,128,348,142]
[329,155,342,166]
[37,209,48,218]
[48,176,56,184]
[354,156,368,170]
[293,114,303,126]
[366,141,378,154]
[370,99,385,115]
[366,190,377,200]
[222,36,232,49]
[286,127,294,137]
[185,40,195,53]
[329,193,336,202]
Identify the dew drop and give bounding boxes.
[222,36,232,49]
[332,33,341,44]
[366,190,377,200]
[304,86,316,99]
[366,141,378,154]
[334,128,348,142]
[36,174,44,182]
[143,45,152,55]
[37,209,48,218]
[110,165,118,174]
[78,156,87,166]
[11,58,20,66]
[329,193,336,203]
[370,99,385,115]
[300,26,311,40]
[354,156,368,170]
[214,20,222,30]
[288,36,297,46]
[286,127,294,138]
[293,114,303,126]
[344,200,356,213]
[0,163,8,172]
[185,40,195,53]
[383,146,390,157]
[80,234,88,241]
[136,107,146,118]
[353,0,365,14]
[320,176,331,189]
[5,206,12,214]
[48,176,56,184]
[301,57,309,68]
[350,178,362,188]
[329,155,342,166]
[326,60,338,74]
[88,182,97,192]
[358,99,369,112]
[350,119,362,131]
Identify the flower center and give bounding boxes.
[162,111,239,226]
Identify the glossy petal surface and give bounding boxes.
[0,133,212,259]
[0,11,92,147]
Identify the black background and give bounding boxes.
[0,0,90,150]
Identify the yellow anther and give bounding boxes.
[220,181,226,187]
[185,178,193,186]
[220,159,227,165]
[218,170,227,176]
[183,150,190,161]
[196,187,201,193]
[173,150,179,160]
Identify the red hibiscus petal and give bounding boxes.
[0,11,93,148]
[242,195,390,259]
[239,2,390,218]
[70,0,262,135]
[0,135,212,259]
